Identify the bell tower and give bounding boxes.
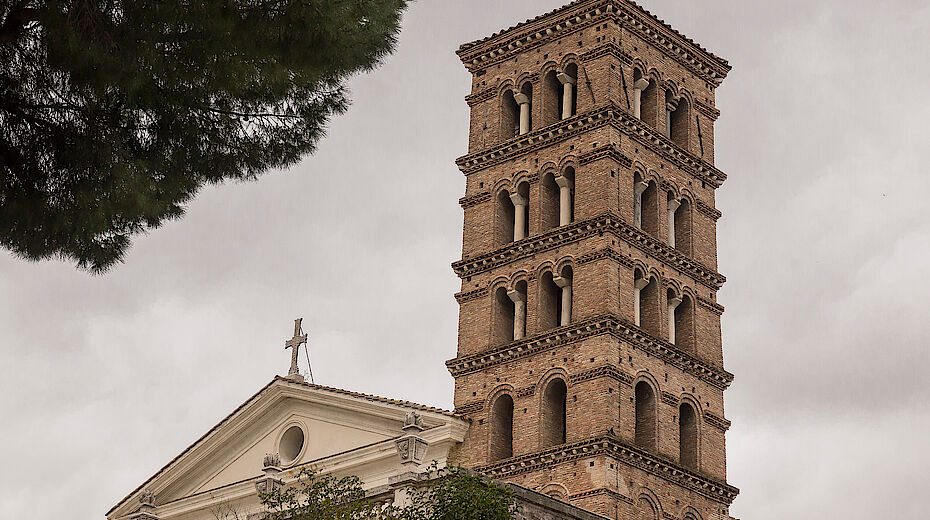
[448,1,739,519]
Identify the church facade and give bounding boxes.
[108,2,738,520]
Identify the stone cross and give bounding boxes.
[285,318,309,381]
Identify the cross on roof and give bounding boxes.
[285,318,309,382]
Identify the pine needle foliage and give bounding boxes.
[0,0,408,272]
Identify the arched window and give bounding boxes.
[674,294,694,352]
[679,402,698,469]
[641,78,659,129]
[670,97,691,150]
[635,273,660,336]
[636,497,659,520]
[540,172,560,232]
[674,198,692,255]
[501,89,519,139]
[559,63,578,119]
[495,190,515,246]
[640,180,658,237]
[538,270,561,331]
[556,166,575,226]
[489,394,514,462]
[632,69,650,120]
[492,287,515,346]
[541,378,567,447]
[635,381,657,452]
[542,71,561,127]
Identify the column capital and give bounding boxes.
[668,198,681,212]
[556,72,577,85]
[553,275,572,289]
[634,180,649,196]
[509,193,528,206]
[555,175,574,189]
[668,297,683,309]
[633,78,651,90]
[507,289,527,304]
[513,92,531,105]
[634,277,649,291]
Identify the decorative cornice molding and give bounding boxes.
[579,41,633,66]
[570,364,633,386]
[661,391,680,407]
[695,200,722,221]
[457,1,730,85]
[454,104,726,189]
[570,487,633,505]
[454,287,489,304]
[694,100,720,121]
[703,412,731,432]
[696,296,724,315]
[451,213,726,290]
[476,436,739,505]
[578,143,633,168]
[454,401,483,416]
[459,191,492,209]
[577,247,635,269]
[446,313,734,390]
[466,87,497,107]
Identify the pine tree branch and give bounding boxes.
[0,5,46,44]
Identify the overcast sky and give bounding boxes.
[2,1,929,519]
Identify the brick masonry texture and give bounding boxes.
[449,2,736,520]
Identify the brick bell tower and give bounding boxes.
[447,1,739,519]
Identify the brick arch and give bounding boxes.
[512,170,532,187]
[486,386,516,463]
[680,506,703,520]
[559,53,581,70]
[558,155,579,173]
[634,487,662,520]
[509,270,530,288]
[634,373,661,453]
[539,483,569,501]
[537,368,569,449]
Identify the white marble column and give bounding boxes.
[510,193,528,241]
[633,277,649,326]
[553,275,572,326]
[555,175,574,226]
[508,289,527,340]
[634,180,649,229]
[514,92,531,135]
[633,78,650,119]
[667,198,680,247]
[667,296,682,344]
[557,72,577,119]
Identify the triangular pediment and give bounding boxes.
[108,377,463,519]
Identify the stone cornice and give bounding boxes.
[451,213,726,290]
[457,1,730,85]
[697,296,725,315]
[459,191,491,209]
[695,200,722,221]
[454,287,489,304]
[570,364,633,386]
[577,247,634,269]
[465,87,497,107]
[694,100,720,121]
[476,436,739,505]
[578,143,633,168]
[570,487,633,505]
[454,104,726,189]
[455,401,484,415]
[579,41,633,66]
[445,313,734,390]
[703,412,731,432]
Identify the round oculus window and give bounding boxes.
[279,425,305,464]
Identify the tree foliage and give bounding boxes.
[0,0,407,272]
[257,466,516,520]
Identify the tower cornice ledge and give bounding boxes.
[475,436,739,505]
[455,104,727,188]
[456,0,730,85]
[452,213,726,290]
[446,313,734,390]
